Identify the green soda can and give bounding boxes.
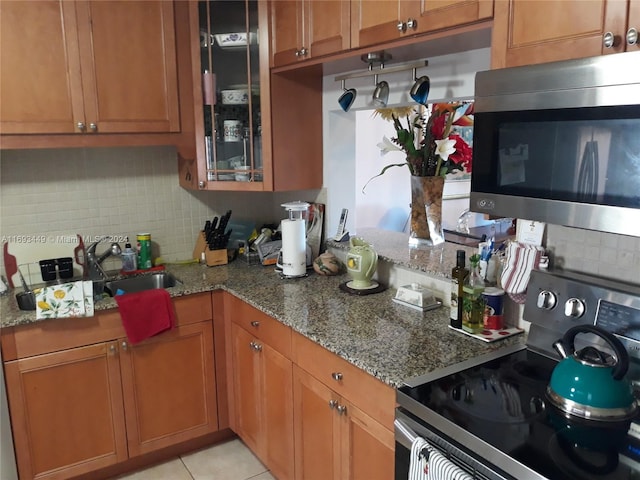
[136,233,152,270]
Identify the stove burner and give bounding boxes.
[512,360,553,383]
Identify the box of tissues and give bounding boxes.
[393,283,442,312]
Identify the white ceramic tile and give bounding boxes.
[111,458,193,480]
[180,439,267,480]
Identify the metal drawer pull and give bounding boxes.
[407,18,417,30]
[603,31,615,48]
[121,341,128,351]
[76,122,85,132]
[89,123,97,132]
[329,399,338,409]
[336,405,347,415]
[109,344,117,355]
[250,321,260,328]
[397,21,406,32]
[250,341,263,352]
[331,372,343,381]
[627,27,638,46]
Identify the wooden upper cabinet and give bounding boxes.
[0,0,179,135]
[0,1,84,134]
[351,0,493,49]
[271,0,350,67]
[75,1,180,134]
[491,0,635,68]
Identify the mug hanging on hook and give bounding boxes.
[338,79,357,112]
[372,74,389,107]
[410,67,431,105]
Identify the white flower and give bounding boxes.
[434,138,456,161]
[377,136,402,156]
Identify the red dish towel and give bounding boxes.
[115,289,176,344]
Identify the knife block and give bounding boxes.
[205,248,228,267]
[193,231,207,261]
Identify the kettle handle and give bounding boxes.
[560,325,629,380]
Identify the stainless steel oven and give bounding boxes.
[395,269,640,480]
[470,51,640,238]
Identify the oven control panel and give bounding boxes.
[524,269,640,360]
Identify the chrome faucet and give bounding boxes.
[86,237,122,282]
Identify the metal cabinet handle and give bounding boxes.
[336,404,347,415]
[407,18,417,30]
[299,47,307,56]
[603,31,616,48]
[250,321,260,328]
[331,372,343,381]
[627,27,638,46]
[76,122,85,132]
[121,341,128,351]
[250,341,263,352]
[397,21,406,32]
[89,123,97,132]
[109,344,117,355]
[198,181,205,189]
[329,399,338,409]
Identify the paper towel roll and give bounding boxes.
[281,219,306,277]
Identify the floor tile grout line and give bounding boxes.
[178,456,196,480]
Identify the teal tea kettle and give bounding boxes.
[547,324,638,422]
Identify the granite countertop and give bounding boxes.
[0,258,524,388]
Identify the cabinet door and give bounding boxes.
[231,323,262,453]
[350,0,401,48]
[120,321,218,457]
[261,341,295,480]
[627,0,640,52]
[0,0,85,134]
[401,0,494,37]
[491,0,628,68]
[340,401,395,480]
[75,0,180,133]
[307,0,351,59]
[293,366,341,480]
[271,0,305,67]
[4,342,127,480]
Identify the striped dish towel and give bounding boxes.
[409,437,473,480]
[500,241,545,304]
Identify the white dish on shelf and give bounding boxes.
[221,89,248,105]
[215,32,258,49]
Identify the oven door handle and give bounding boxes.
[394,417,419,449]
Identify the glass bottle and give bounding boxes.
[450,250,468,329]
[462,254,485,333]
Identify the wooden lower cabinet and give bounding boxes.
[120,321,218,457]
[3,293,219,480]
[292,365,394,480]
[4,343,128,480]
[231,323,294,480]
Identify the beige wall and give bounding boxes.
[0,146,317,278]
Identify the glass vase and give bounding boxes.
[409,175,445,247]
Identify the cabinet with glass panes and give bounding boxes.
[182,0,323,192]
[198,0,262,188]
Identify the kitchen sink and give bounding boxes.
[104,272,180,296]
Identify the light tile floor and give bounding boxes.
[112,439,275,480]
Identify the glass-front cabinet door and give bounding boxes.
[198,0,263,188]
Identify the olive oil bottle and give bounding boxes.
[462,254,485,333]
[450,250,468,329]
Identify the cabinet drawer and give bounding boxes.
[2,293,213,361]
[226,294,291,358]
[292,332,395,429]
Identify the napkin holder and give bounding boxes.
[393,283,442,312]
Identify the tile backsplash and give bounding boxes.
[545,224,640,284]
[0,146,319,277]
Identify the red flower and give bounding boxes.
[448,135,473,173]
[430,113,446,139]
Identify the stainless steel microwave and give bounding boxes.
[470,51,640,237]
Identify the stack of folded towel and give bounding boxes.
[35,280,94,320]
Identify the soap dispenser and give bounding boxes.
[122,238,137,272]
